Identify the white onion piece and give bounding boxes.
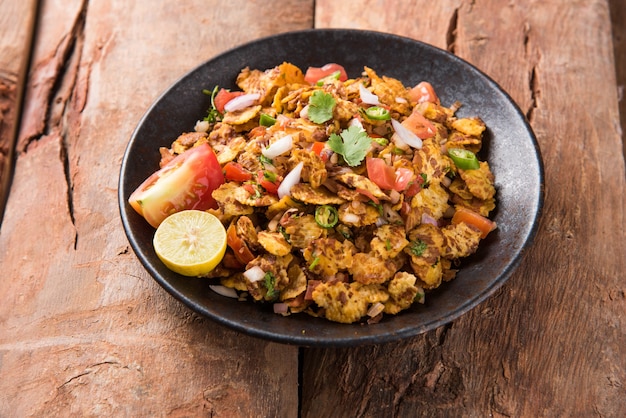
[209,285,239,298]
[277,161,304,198]
[262,134,293,159]
[243,265,265,283]
[223,93,260,112]
[342,213,360,224]
[391,118,423,149]
[300,104,309,119]
[395,97,408,103]
[359,84,380,105]
[348,117,364,130]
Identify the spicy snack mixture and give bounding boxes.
[149,62,496,324]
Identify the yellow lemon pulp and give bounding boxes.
[153,210,227,277]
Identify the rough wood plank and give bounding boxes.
[304,1,625,416]
[0,0,38,220]
[0,0,313,416]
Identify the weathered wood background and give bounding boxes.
[1,0,624,416]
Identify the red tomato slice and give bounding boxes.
[304,63,348,84]
[224,161,252,182]
[214,88,244,113]
[128,143,224,228]
[408,81,440,104]
[366,157,397,190]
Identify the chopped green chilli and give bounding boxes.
[448,148,480,170]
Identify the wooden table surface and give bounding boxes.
[1,1,624,416]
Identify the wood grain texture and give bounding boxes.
[0,0,313,415]
[304,1,625,417]
[0,0,38,221]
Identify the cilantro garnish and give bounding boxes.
[202,85,221,123]
[308,90,336,124]
[327,126,371,167]
[409,239,428,257]
[263,272,279,301]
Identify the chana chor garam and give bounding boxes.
[129,62,497,324]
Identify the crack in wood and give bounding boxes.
[446,7,459,53]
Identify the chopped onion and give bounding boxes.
[342,213,360,224]
[273,302,289,315]
[395,97,408,104]
[277,161,304,198]
[243,265,265,283]
[262,134,293,159]
[367,302,385,317]
[348,117,364,130]
[359,84,380,105]
[209,285,239,299]
[441,175,452,188]
[300,105,309,119]
[194,120,210,132]
[421,213,438,226]
[223,93,260,112]
[391,118,423,149]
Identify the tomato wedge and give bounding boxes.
[213,88,244,113]
[304,63,348,85]
[128,143,224,228]
[451,207,497,238]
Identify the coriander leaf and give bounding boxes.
[409,239,428,257]
[263,272,279,301]
[202,85,221,123]
[308,90,336,124]
[327,126,371,167]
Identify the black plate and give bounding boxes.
[118,29,544,347]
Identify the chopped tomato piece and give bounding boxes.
[311,141,330,162]
[248,125,267,139]
[214,88,244,113]
[402,108,437,139]
[366,157,396,190]
[393,168,414,191]
[304,63,348,84]
[404,179,422,197]
[226,222,255,264]
[408,81,440,104]
[224,162,252,182]
[128,143,224,228]
[257,171,281,195]
[451,207,497,238]
[355,188,380,204]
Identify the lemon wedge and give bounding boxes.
[153,210,227,277]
